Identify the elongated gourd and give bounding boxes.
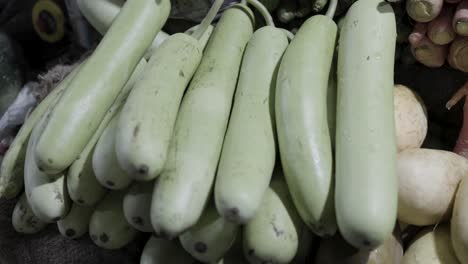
[89,190,138,250]
[243,177,302,264]
[179,203,239,263]
[150,4,254,237]
[57,203,94,239]
[0,65,79,199]
[67,59,146,206]
[140,236,195,264]
[276,14,337,236]
[335,0,398,249]
[93,110,132,190]
[123,181,154,232]
[12,192,47,234]
[24,115,70,223]
[116,33,203,181]
[34,0,171,174]
[214,26,288,224]
[76,0,170,60]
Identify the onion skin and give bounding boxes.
[406,0,444,23]
[428,6,456,45]
[453,0,468,36]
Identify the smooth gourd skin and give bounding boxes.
[0,66,78,199]
[140,236,195,264]
[34,0,170,174]
[93,111,132,190]
[275,15,337,236]
[336,0,398,249]
[150,5,254,237]
[116,33,203,181]
[12,193,47,234]
[57,203,94,239]
[243,177,302,264]
[179,203,239,263]
[89,190,138,250]
[67,59,146,206]
[24,116,70,223]
[214,26,288,224]
[123,181,154,233]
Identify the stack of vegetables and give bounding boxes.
[1,0,467,263]
[406,0,468,72]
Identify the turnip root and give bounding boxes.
[397,148,468,226]
[428,6,456,45]
[448,37,468,72]
[410,23,449,67]
[402,225,459,264]
[406,0,444,22]
[451,176,468,264]
[394,85,428,152]
[446,81,468,157]
[453,0,468,36]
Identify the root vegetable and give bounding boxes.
[402,225,459,264]
[446,81,468,158]
[451,176,468,264]
[394,85,428,152]
[406,0,444,22]
[428,6,456,45]
[397,148,468,226]
[410,23,448,67]
[453,0,468,36]
[448,36,468,72]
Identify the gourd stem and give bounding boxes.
[326,0,338,18]
[192,0,224,40]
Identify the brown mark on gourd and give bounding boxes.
[194,242,207,253]
[133,124,140,138]
[65,229,76,237]
[48,158,53,164]
[100,233,109,243]
[132,216,144,226]
[106,181,115,187]
[179,70,185,77]
[77,198,84,204]
[271,221,284,237]
[137,165,149,176]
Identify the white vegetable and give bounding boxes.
[394,84,428,151]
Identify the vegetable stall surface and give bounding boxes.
[335,0,398,249]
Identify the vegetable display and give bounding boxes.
[3,0,468,263]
